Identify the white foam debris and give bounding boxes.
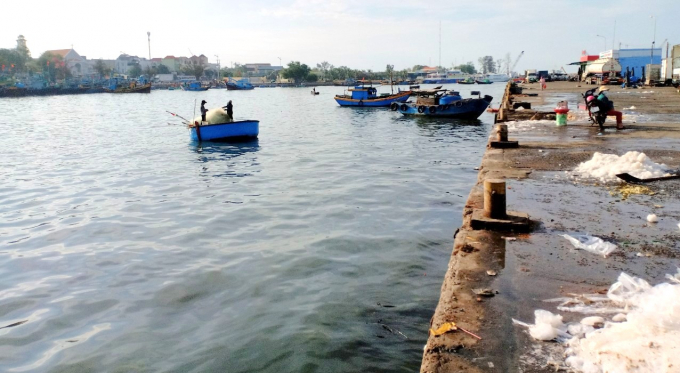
[647,214,659,223]
[560,234,617,257]
[677,222,680,230]
[573,151,669,182]
[612,313,627,322]
[580,316,605,327]
[563,272,680,373]
[624,105,637,110]
[505,120,555,132]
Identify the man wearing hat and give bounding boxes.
[200,100,208,123]
[596,86,623,130]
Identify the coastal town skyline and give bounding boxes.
[3,0,678,73]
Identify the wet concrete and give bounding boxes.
[421,81,680,372]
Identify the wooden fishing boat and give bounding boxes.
[103,83,151,93]
[475,79,493,84]
[392,89,492,119]
[334,84,411,107]
[457,78,476,85]
[226,78,254,90]
[181,81,209,91]
[189,120,259,142]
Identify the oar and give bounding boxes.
[616,172,680,183]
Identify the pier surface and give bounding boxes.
[421,81,680,372]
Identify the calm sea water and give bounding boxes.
[0,84,501,372]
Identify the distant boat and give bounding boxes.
[190,120,259,142]
[334,84,410,107]
[181,81,209,91]
[485,73,510,82]
[226,78,254,90]
[475,79,493,84]
[103,78,151,93]
[393,89,492,119]
[420,70,469,84]
[457,77,476,85]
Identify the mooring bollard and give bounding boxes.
[497,124,508,142]
[483,179,506,219]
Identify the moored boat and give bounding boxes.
[103,80,151,93]
[475,79,493,84]
[189,120,259,141]
[181,81,210,91]
[457,77,476,85]
[226,78,254,90]
[334,84,410,107]
[392,89,492,119]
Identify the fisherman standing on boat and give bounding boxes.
[225,100,233,122]
[200,100,208,123]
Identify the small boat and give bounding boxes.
[334,84,411,107]
[190,120,259,142]
[181,81,210,91]
[475,79,493,84]
[409,85,420,89]
[392,89,492,119]
[311,89,319,95]
[457,77,476,85]
[103,80,151,93]
[226,78,254,90]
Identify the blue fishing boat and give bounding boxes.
[190,120,259,142]
[226,78,254,90]
[392,89,492,119]
[334,84,411,107]
[181,81,209,91]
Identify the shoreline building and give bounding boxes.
[43,48,92,77]
[600,48,662,76]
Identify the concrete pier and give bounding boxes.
[421,81,680,372]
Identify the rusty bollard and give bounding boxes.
[497,124,508,142]
[484,179,506,219]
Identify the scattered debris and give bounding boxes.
[429,321,482,340]
[647,214,658,223]
[609,184,655,200]
[502,236,518,241]
[560,234,617,257]
[486,270,497,276]
[472,288,496,297]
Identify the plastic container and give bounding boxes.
[554,101,569,126]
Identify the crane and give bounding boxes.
[508,51,524,76]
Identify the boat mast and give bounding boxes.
[438,21,442,72]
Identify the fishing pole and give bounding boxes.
[166,110,190,123]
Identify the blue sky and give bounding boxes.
[2,0,678,73]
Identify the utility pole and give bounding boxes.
[147,32,151,60]
[438,20,441,71]
[650,16,657,66]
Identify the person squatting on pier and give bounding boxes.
[596,86,624,130]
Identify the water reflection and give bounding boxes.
[190,140,261,178]
[396,116,488,139]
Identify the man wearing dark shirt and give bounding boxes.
[200,100,208,123]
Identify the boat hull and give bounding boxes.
[181,86,210,91]
[103,83,151,93]
[421,78,462,84]
[396,96,492,119]
[334,91,410,107]
[475,80,494,85]
[190,120,259,142]
[226,84,254,90]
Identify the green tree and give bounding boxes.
[93,59,108,77]
[156,64,170,74]
[143,65,157,80]
[37,51,69,82]
[385,64,394,81]
[477,56,495,74]
[181,64,205,80]
[306,73,318,82]
[204,69,216,79]
[316,61,332,81]
[0,49,24,72]
[412,64,425,71]
[281,61,311,83]
[220,67,233,78]
[456,62,477,75]
[128,63,142,78]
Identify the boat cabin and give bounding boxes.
[347,85,378,100]
[413,89,462,106]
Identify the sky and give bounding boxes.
[2,0,679,73]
